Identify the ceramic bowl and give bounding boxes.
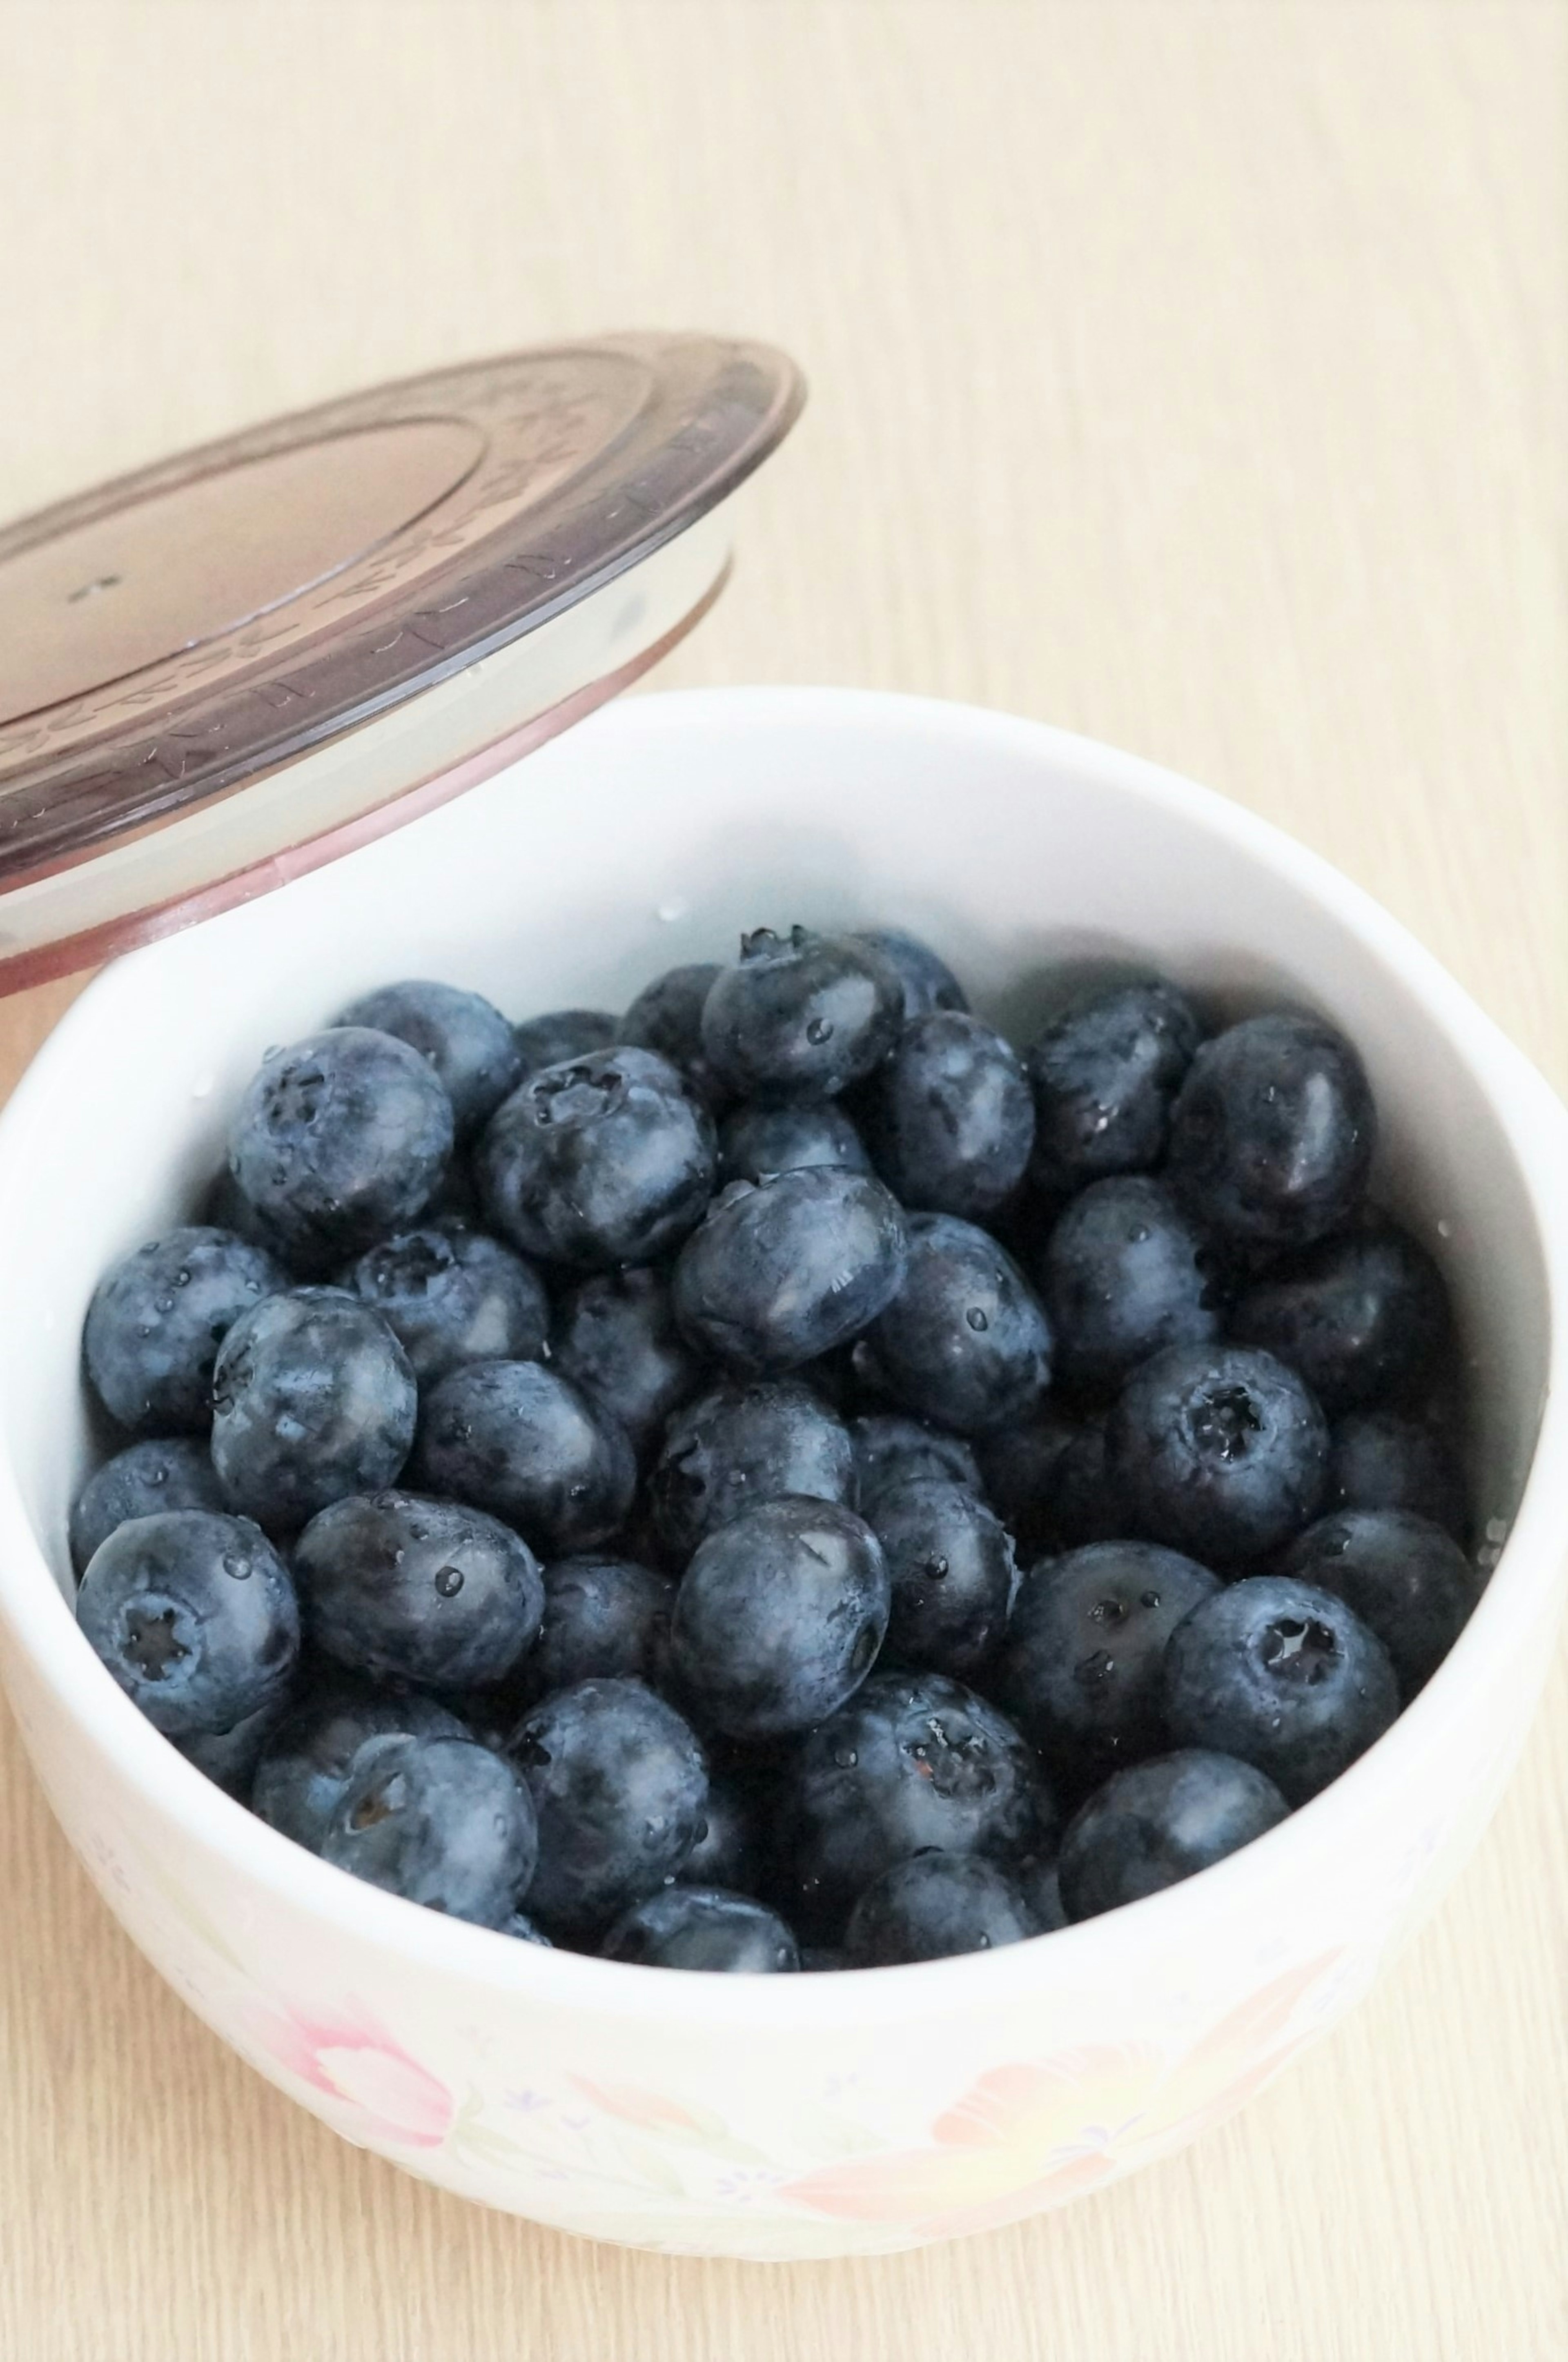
[0,687,1563,2260]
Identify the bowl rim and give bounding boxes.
[0,681,1564,2030]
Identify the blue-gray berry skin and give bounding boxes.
[1162,1575,1400,1805]
[1280,1509,1478,1698]
[413,1360,635,1556]
[294,1489,543,1691]
[852,928,968,1020]
[1167,1012,1376,1250]
[844,1852,1036,1966]
[509,1678,708,1938]
[1326,1409,1470,1542]
[672,1167,909,1377]
[512,1008,619,1075]
[852,1414,984,1509]
[1047,1417,1124,1549]
[862,1213,1053,1435]
[517,1554,675,1703]
[718,1098,871,1188]
[251,1680,468,1851]
[1057,1750,1290,1921]
[210,1290,417,1533]
[70,1437,227,1575]
[1040,1177,1224,1401]
[995,1541,1221,1783]
[701,927,904,1101]
[322,1732,537,1927]
[76,1510,299,1737]
[670,1496,890,1740]
[1026,979,1201,1199]
[84,1227,287,1434]
[1230,1219,1451,1417]
[551,1266,702,1458]
[1108,1344,1328,1570]
[506,1911,553,1946]
[342,1222,548,1388]
[1016,1855,1067,1934]
[227,1028,454,1263]
[650,1378,855,1564]
[621,965,728,1108]
[869,1478,1016,1678]
[335,980,522,1138]
[479,1046,716,1271]
[974,1409,1078,1553]
[176,1684,297,1797]
[601,1886,800,1973]
[861,1011,1035,1219]
[676,1773,760,1890]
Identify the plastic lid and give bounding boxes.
[0,334,804,991]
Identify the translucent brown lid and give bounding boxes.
[0,334,804,991]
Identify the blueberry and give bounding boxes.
[551,1266,702,1457]
[505,1911,553,1946]
[1039,1177,1225,1400]
[994,1541,1221,1783]
[322,1731,537,1927]
[76,1510,299,1737]
[228,1028,454,1262]
[701,927,904,1100]
[479,1047,716,1271]
[197,1163,297,1265]
[621,964,727,1106]
[252,1679,469,1850]
[211,1289,417,1532]
[1015,1855,1066,1934]
[801,1946,848,1973]
[509,1678,708,1937]
[974,1409,1078,1553]
[852,928,969,1020]
[343,1223,549,1387]
[512,1008,619,1075]
[294,1489,543,1691]
[518,1554,675,1701]
[861,1012,1034,1219]
[852,1413,984,1509]
[672,1168,909,1377]
[1280,1509,1478,1696]
[70,1436,227,1574]
[788,1671,1058,1933]
[718,1099,871,1187]
[844,1852,1036,1966]
[84,1226,287,1434]
[1230,1218,1450,1416]
[869,1478,1016,1677]
[1326,1409,1470,1541]
[650,1378,855,1563]
[670,1496,890,1739]
[1162,1575,1400,1804]
[414,1360,635,1556]
[335,980,522,1138]
[176,1685,297,1797]
[676,1772,760,1890]
[1026,978,1201,1198]
[862,1213,1052,1435]
[601,1886,800,1972]
[1057,1750,1290,1921]
[1109,1345,1328,1569]
[1167,1012,1376,1249]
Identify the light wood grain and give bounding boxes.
[1,4,1564,2355]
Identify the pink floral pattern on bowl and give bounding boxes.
[247,1998,455,2149]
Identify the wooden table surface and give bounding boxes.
[1,4,1564,2355]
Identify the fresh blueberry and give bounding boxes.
[650,1377,855,1563]
[1326,1409,1471,1541]
[1109,1344,1328,1569]
[509,1678,708,1937]
[479,1047,716,1271]
[335,980,522,1138]
[517,1554,675,1701]
[843,1852,1036,1966]
[322,1731,537,1927]
[70,1436,227,1574]
[852,1413,984,1508]
[1048,1417,1124,1548]
[551,1266,702,1458]
[1057,1750,1290,1921]
[512,1008,619,1075]
[861,1213,1052,1435]
[801,1946,848,1973]
[252,1680,469,1849]
[1162,1574,1400,1804]
[974,1408,1078,1553]
[861,1011,1034,1219]
[1167,1011,1376,1249]
[852,928,969,1020]
[294,1489,543,1691]
[672,1167,909,1377]
[1039,1177,1225,1400]
[1280,1509,1478,1697]
[343,1223,549,1387]
[197,1162,298,1265]
[701,927,904,1100]
[227,1028,454,1263]
[414,1360,635,1556]
[211,1289,417,1533]
[176,1686,297,1797]
[676,1772,761,1890]
[505,1910,553,1945]
[84,1226,287,1434]
[621,964,727,1106]
[670,1496,890,1739]
[788,1671,1058,1934]
[1015,1855,1066,1934]
[994,1541,1221,1783]
[601,1886,800,1972]
[1230,1218,1450,1416]
[76,1510,299,1737]
[1026,978,1201,1199]
[869,1478,1016,1677]
[718,1098,871,1187]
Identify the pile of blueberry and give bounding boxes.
[71,925,1480,1972]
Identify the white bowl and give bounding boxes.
[0,687,1563,2261]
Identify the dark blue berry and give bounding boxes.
[701,928,904,1100]
[210,1289,416,1532]
[335,979,522,1137]
[1048,1416,1123,1548]
[621,964,727,1107]
[506,1911,553,1945]
[1230,1219,1450,1416]
[1016,1855,1066,1933]
[650,1378,855,1563]
[869,1478,1016,1677]
[294,1489,543,1690]
[1109,1344,1328,1569]
[844,1852,1036,1965]
[518,1554,675,1701]
[676,1772,760,1890]
[862,1012,1034,1218]
[343,1223,548,1387]
[70,1437,227,1574]
[1280,1509,1478,1697]
[852,1413,984,1508]
[551,1266,702,1457]
[1026,978,1200,1198]
[512,1008,619,1074]
[1057,1750,1290,1920]
[801,1946,848,1972]
[974,1409,1078,1552]
[672,1167,909,1376]
[176,1686,297,1797]
[1167,1012,1376,1249]
[1040,1177,1224,1400]
[322,1732,537,1927]
[1326,1409,1470,1541]
[718,1098,871,1187]
[85,1226,286,1434]
[76,1509,299,1736]
[862,1213,1052,1435]
[852,928,968,1020]
[252,1679,468,1850]
[601,1886,800,1972]
[414,1360,635,1556]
